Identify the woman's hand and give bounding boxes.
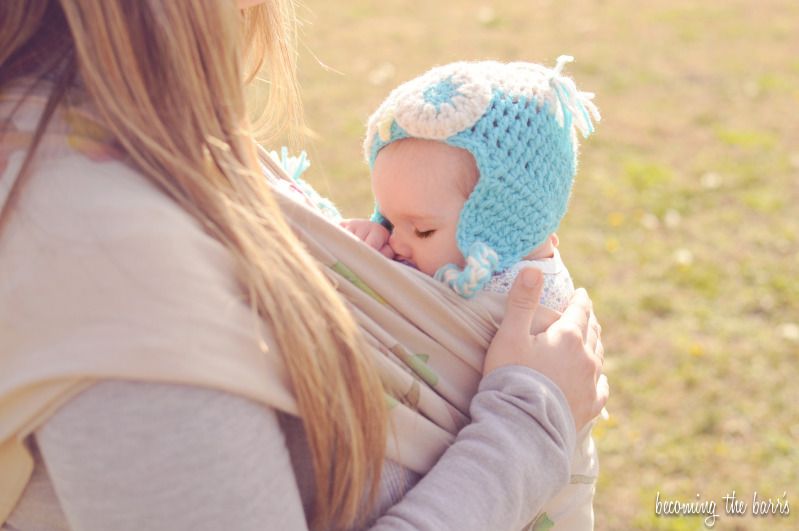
[484,268,608,430]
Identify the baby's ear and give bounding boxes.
[550,233,559,248]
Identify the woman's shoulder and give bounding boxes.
[0,151,294,407]
[3,151,256,351]
[12,152,219,256]
[2,151,240,301]
[1,83,222,275]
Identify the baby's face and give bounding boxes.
[372,138,478,276]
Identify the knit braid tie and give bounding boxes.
[434,242,499,299]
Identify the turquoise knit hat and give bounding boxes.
[364,57,599,298]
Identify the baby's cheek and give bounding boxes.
[424,248,457,277]
[413,249,441,277]
[446,244,467,270]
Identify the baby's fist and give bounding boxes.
[341,219,394,258]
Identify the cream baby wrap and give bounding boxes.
[0,84,591,530]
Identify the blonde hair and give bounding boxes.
[0,2,386,529]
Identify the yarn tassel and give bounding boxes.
[267,147,343,222]
[549,55,601,138]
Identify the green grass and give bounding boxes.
[292,1,799,529]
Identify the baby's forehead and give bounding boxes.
[374,138,479,197]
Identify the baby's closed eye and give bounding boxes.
[414,228,436,239]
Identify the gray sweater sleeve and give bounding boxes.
[372,366,576,531]
[36,367,575,531]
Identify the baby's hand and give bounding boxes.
[341,219,395,259]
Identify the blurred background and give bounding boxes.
[290,1,798,529]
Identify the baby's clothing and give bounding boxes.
[485,251,598,531]
[483,249,574,313]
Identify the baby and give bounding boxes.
[343,57,601,530]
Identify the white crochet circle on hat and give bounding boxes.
[491,62,558,106]
[389,63,493,140]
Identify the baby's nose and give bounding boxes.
[389,232,411,260]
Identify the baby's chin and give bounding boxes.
[394,258,462,278]
[418,262,448,277]
[422,259,468,278]
[395,258,420,271]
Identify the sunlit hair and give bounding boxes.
[0,1,386,528]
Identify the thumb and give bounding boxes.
[501,267,544,338]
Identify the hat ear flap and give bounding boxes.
[434,242,499,299]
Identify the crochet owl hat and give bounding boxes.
[364,56,600,298]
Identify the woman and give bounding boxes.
[0,1,608,530]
